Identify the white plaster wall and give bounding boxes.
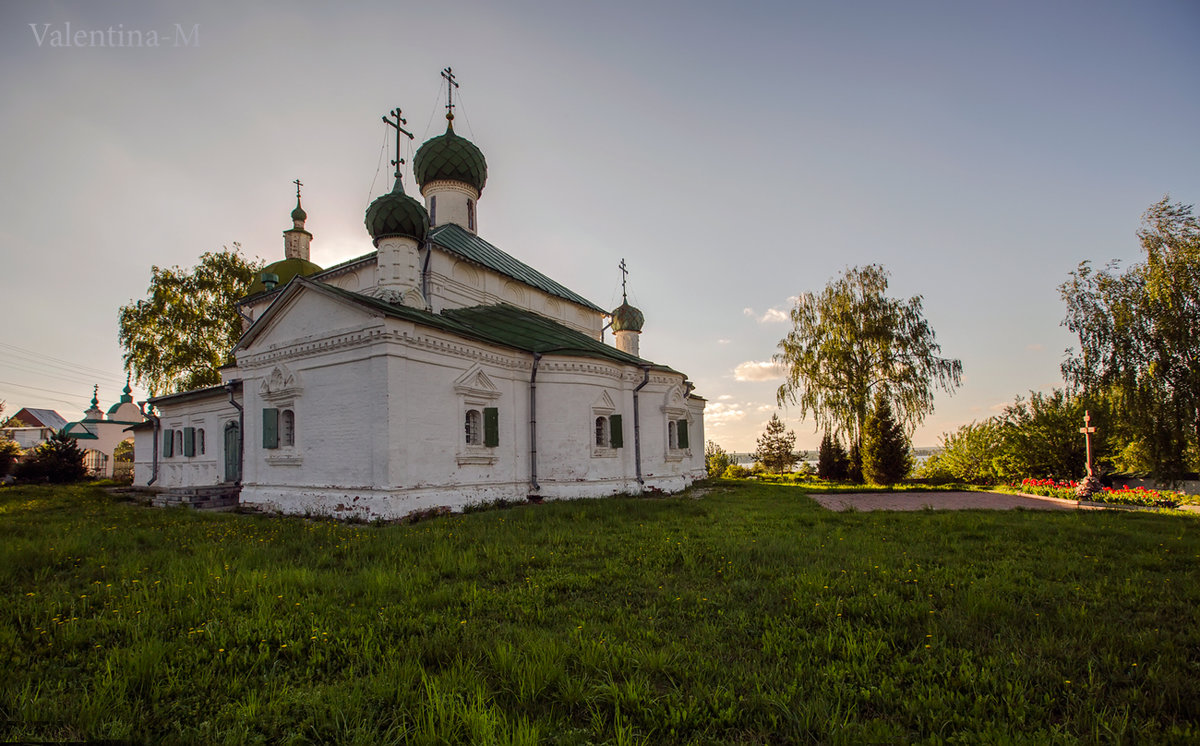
[134,396,239,489]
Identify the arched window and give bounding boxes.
[281,409,295,447]
[174,430,184,456]
[198,428,206,455]
[465,409,482,445]
[430,195,437,226]
[595,416,609,447]
[668,420,678,450]
[467,198,476,232]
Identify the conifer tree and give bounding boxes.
[863,392,911,486]
[755,414,799,475]
[817,431,850,481]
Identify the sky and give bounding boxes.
[1,0,1197,452]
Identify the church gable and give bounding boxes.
[452,364,500,399]
[237,282,381,353]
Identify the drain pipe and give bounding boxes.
[420,241,433,310]
[633,366,651,488]
[529,353,542,496]
[140,401,160,486]
[227,383,244,487]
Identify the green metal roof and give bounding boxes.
[414,119,487,193]
[304,280,674,372]
[430,223,605,313]
[365,177,429,245]
[247,257,324,295]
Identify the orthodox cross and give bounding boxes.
[442,67,459,117]
[293,178,303,200]
[619,258,629,302]
[1080,410,1098,476]
[91,384,99,407]
[382,108,414,180]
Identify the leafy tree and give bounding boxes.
[995,389,1108,481]
[119,246,263,396]
[723,463,749,479]
[816,431,850,481]
[1061,198,1200,481]
[919,419,1004,484]
[16,431,87,483]
[113,439,135,463]
[754,414,799,474]
[862,392,911,485]
[705,440,734,478]
[775,264,962,454]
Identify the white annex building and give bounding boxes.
[132,77,705,519]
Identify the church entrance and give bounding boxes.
[224,422,241,483]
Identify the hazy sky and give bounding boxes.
[1,0,1197,451]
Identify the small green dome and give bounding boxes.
[291,203,307,222]
[246,257,323,295]
[611,302,644,333]
[365,177,429,245]
[413,118,488,194]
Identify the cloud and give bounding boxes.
[704,401,746,425]
[756,404,774,412]
[717,394,733,400]
[743,307,790,324]
[1026,343,1045,352]
[716,339,731,345]
[734,360,786,381]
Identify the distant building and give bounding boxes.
[61,383,145,477]
[1,408,67,449]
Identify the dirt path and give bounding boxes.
[809,490,1083,512]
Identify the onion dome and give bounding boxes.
[106,380,134,415]
[291,200,307,222]
[365,176,429,245]
[611,302,644,333]
[246,257,323,295]
[413,116,488,193]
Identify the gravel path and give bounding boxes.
[809,490,1082,512]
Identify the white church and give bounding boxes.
[132,76,705,519]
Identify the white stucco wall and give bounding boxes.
[134,393,239,489]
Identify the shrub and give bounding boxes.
[15,431,87,484]
[0,438,21,478]
[723,463,749,479]
[705,440,734,478]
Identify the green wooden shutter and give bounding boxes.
[677,419,690,449]
[162,429,174,457]
[609,414,623,448]
[483,407,499,447]
[263,408,279,449]
[183,427,195,457]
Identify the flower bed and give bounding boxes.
[1014,478,1182,508]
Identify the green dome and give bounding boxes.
[291,203,307,222]
[413,118,487,193]
[247,257,323,295]
[611,302,644,333]
[365,177,429,245]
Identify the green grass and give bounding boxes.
[2,481,1198,744]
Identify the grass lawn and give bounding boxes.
[2,482,1198,744]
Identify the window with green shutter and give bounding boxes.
[677,419,690,449]
[162,429,174,458]
[609,414,623,448]
[263,408,279,449]
[483,407,499,447]
[183,427,195,457]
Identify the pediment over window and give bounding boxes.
[662,384,688,417]
[260,364,301,401]
[592,390,616,413]
[453,364,501,400]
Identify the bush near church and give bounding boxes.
[15,431,87,484]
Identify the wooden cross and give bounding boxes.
[442,67,459,117]
[1080,410,1098,476]
[381,108,414,180]
[619,258,629,302]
